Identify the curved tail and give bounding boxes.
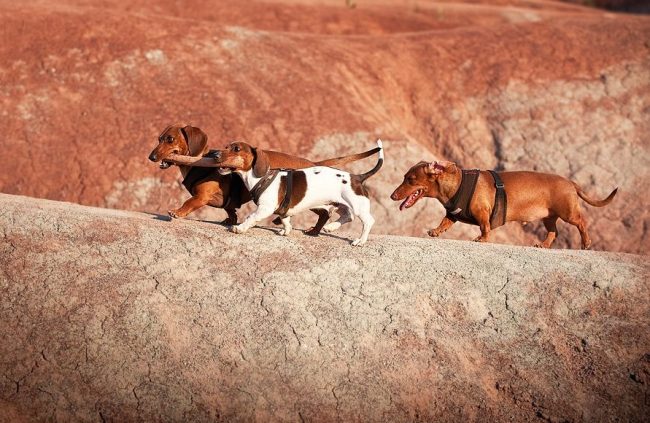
[315,146,382,167]
[355,140,384,183]
[573,182,618,207]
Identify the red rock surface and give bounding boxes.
[1,193,648,421]
[0,0,648,253]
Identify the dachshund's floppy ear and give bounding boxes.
[425,160,456,176]
[180,125,208,157]
[252,148,270,178]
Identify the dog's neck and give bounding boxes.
[236,168,262,191]
[432,169,463,205]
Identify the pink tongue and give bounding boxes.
[399,192,417,211]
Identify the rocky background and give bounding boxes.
[0,0,648,253]
[1,193,648,421]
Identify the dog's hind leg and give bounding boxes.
[558,197,592,249]
[223,208,238,225]
[323,205,353,233]
[348,197,374,246]
[565,213,591,250]
[305,208,330,236]
[535,216,558,248]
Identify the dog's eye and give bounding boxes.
[166,137,174,143]
[233,146,241,152]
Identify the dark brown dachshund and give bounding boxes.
[148,125,381,226]
[390,160,617,249]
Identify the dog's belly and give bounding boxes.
[506,192,553,222]
[286,191,343,216]
[508,205,551,222]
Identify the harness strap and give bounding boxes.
[488,170,507,229]
[444,169,480,225]
[249,170,280,205]
[275,170,294,217]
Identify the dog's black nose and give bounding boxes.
[206,150,221,160]
[148,152,158,162]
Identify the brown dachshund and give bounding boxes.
[390,160,617,249]
[148,125,381,226]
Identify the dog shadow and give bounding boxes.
[311,231,351,242]
[145,212,236,228]
[144,212,352,242]
[144,212,172,222]
[251,224,351,241]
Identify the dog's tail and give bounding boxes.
[355,140,384,183]
[573,182,618,207]
[315,145,382,167]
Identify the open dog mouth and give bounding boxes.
[218,167,236,175]
[159,161,171,169]
[399,189,423,211]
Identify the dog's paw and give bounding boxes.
[278,227,292,236]
[473,236,488,243]
[351,238,366,247]
[322,222,341,233]
[427,229,440,237]
[304,227,321,237]
[168,210,180,219]
[230,224,247,234]
[221,217,237,226]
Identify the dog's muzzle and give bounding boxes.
[206,150,222,160]
[148,152,158,162]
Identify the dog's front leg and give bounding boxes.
[231,204,275,234]
[428,216,455,237]
[473,213,491,242]
[168,195,209,219]
[278,216,292,236]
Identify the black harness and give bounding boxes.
[249,169,294,217]
[444,169,507,228]
[489,170,507,228]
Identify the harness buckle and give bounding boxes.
[495,181,505,189]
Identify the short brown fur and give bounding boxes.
[277,172,308,211]
[390,161,618,249]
